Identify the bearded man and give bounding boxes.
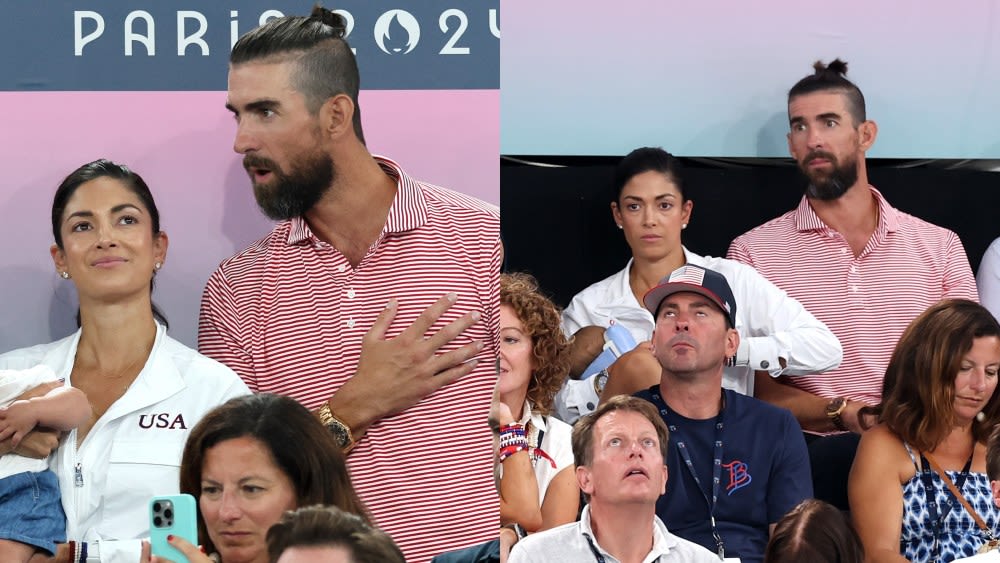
[196,7,500,563]
[727,59,977,511]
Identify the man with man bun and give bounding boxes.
[728,59,978,510]
[198,6,500,562]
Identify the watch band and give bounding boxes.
[826,398,849,432]
[831,411,848,432]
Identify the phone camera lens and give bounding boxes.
[165,508,173,519]
[154,516,163,527]
[153,502,162,512]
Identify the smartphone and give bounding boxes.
[149,494,198,563]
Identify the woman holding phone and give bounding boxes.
[145,394,372,563]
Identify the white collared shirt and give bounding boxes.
[978,236,1000,323]
[954,550,1000,562]
[509,504,719,563]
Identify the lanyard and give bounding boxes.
[650,389,726,560]
[918,451,973,560]
[584,534,608,563]
[526,421,556,469]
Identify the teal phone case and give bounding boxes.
[149,494,198,563]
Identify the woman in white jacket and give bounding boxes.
[557,147,842,423]
[0,159,249,562]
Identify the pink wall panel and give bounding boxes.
[0,89,498,351]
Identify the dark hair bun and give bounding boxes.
[310,4,347,38]
[813,58,849,77]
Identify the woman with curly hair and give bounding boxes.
[498,272,579,533]
[850,299,1000,562]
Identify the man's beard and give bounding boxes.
[799,150,858,201]
[245,151,335,220]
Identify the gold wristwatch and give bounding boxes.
[825,397,849,431]
[317,403,356,453]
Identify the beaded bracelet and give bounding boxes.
[499,423,527,446]
[67,540,88,563]
[498,422,529,462]
[499,423,526,437]
[499,432,527,445]
[499,436,528,452]
[499,443,527,462]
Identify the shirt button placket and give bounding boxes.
[847,261,863,307]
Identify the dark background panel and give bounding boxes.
[501,159,998,308]
[3,1,498,91]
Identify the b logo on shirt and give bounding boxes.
[138,413,187,430]
[723,460,752,495]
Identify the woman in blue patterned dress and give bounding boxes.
[850,299,1000,562]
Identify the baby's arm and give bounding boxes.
[0,386,91,446]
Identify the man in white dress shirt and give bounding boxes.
[509,395,717,563]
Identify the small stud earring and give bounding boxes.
[682,224,688,230]
[616,224,623,230]
[60,271,70,279]
[154,262,162,270]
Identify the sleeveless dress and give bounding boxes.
[900,443,1000,562]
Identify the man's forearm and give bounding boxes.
[753,371,837,432]
[566,326,605,379]
[324,387,380,442]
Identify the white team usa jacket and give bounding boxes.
[0,322,250,563]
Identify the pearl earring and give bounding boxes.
[154,262,162,270]
[616,224,623,230]
[60,271,70,279]
[977,411,986,423]
[682,224,688,230]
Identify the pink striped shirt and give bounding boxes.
[728,187,977,405]
[198,156,500,563]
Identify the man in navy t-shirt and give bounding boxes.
[633,264,812,563]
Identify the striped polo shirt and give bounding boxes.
[198,156,500,563]
[728,187,977,405]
